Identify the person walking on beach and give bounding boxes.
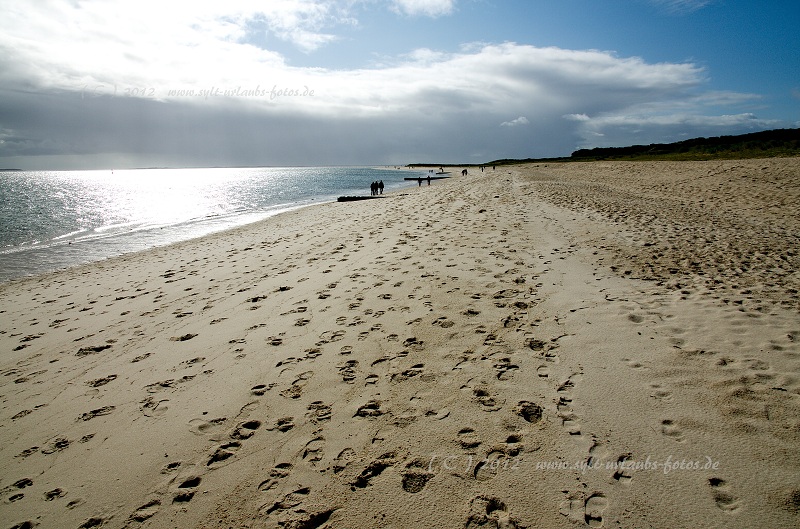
[378,180,384,194]
[427,175,431,186]
[418,177,422,187]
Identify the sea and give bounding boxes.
[0,166,427,283]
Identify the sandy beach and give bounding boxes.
[1,158,799,529]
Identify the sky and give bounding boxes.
[0,0,798,169]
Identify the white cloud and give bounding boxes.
[390,0,456,17]
[501,116,529,127]
[0,1,785,168]
[650,0,714,14]
[563,113,590,121]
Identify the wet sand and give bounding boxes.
[1,158,798,528]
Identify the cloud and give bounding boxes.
[390,0,456,17]
[0,1,786,168]
[650,0,714,14]
[567,109,781,149]
[563,113,590,122]
[501,116,529,127]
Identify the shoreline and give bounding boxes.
[0,168,435,285]
[1,159,798,528]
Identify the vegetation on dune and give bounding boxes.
[471,128,800,167]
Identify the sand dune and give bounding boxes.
[1,159,798,528]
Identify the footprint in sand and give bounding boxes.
[390,363,425,383]
[337,360,358,383]
[560,491,608,528]
[304,348,323,360]
[44,488,66,501]
[173,476,202,503]
[660,419,684,441]
[260,488,336,528]
[622,358,646,369]
[251,383,276,396]
[502,433,524,456]
[161,461,182,473]
[401,459,434,493]
[709,478,741,512]
[169,334,197,342]
[493,357,519,380]
[41,437,70,455]
[403,336,424,350]
[131,352,153,363]
[627,313,644,323]
[433,316,455,328]
[514,401,543,424]
[462,381,504,412]
[556,394,581,436]
[306,401,332,423]
[465,495,521,529]
[354,399,385,418]
[258,463,294,491]
[301,438,325,465]
[85,375,117,387]
[266,416,295,432]
[611,453,634,484]
[230,420,262,440]
[351,452,398,489]
[280,371,313,399]
[262,486,310,515]
[78,517,108,528]
[188,417,227,436]
[473,442,523,482]
[129,499,161,522]
[331,448,356,474]
[457,427,481,449]
[207,441,241,466]
[76,406,116,421]
[316,329,345,345]
[649,383,673,401]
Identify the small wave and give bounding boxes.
[92,220,145,233]
[53,229,90,241]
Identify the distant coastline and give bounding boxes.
[408,127,800,167]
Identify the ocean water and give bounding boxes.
[0,166,424,282]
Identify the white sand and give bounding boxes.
[1,159,798,528]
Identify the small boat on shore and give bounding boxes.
[337,196,385,202]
